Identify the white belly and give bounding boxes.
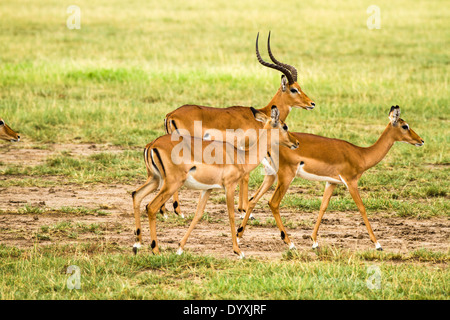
[261,157,277,176]
[296,164,343,185]
[183,174,223,190]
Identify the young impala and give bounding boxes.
[131,106,299,258]
[0,119,20,142]
[237,106,424,251]
[161,32,315,218]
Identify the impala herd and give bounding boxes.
[131,33,424,258]
[2,33,425,259]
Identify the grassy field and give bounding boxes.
[0,0,448,300]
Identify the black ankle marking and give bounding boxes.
[131,191,136,198]
[136,228,141,236]
[249,196,254,201]
[173,201,179,209]
[151,240,156,249]
[281,231,286,240]
[237,226,243,233]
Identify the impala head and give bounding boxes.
[0,119,20,142]
[388,106,424,147]
[256,32,315,110]
[251,105,299,150]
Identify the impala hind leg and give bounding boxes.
[237,173,276,241]
[145,182,182,255]
[132,176,160,254]
[311,182,336,249]
[225,185,244,258]
[347,181,382,251]
[177,189,212,255]
[237,173,250,218]
[159,204,168,219]
[172,191,183,218]
[159,191,183,219]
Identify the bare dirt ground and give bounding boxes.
[1,143,449,259]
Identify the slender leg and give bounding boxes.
[267,176,296,249]
[146,182,182,254]
[159,204,168,219]
[172,191,183,218]
[311,182,337,249]
[237,173,250,218]
[159,191,183,219]
[177,189,212,254]
[347,180,382,251]
[237,173,277,240]
[225,185,244,258]
[131,176,159,254]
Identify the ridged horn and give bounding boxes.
[256,32,294,85]
[267,31,298,82]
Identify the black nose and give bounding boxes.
[421,140,424,143]
[311,102,315,107]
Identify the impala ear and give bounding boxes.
[281,75,288,92]
[389,105,401,126]
[270,105,280,126]
[251,107,269,123]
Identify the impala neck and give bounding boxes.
[260,89,290,121]
[240,127,273,173]
[362,124,395,171]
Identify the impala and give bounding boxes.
[0,119,20,142]
[237,106,424,251]
[131,106,299,258]
[161,32,315,218]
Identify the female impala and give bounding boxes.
[0,119,20,142]
[237,106,424,251]
[162,32,315,218]
[132,106,299,258]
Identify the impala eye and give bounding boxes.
[290,88,298,94]
[0,120,4,126]
[402,125,409,130]
[282,124,288,131]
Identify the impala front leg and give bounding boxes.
[347,180,382,251]
[237,173,277,240]
[177,189,212,255]
[311,182,337,249]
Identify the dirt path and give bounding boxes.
[1,183,448,259]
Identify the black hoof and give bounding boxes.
[132,247,138,255]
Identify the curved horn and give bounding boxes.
[267,31,298,82]
[256,32,294,85]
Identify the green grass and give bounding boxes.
[0,0,448,300]
[0,150,144,185]
[0,244,448,299]
[9,205,110,216]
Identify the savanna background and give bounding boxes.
[0,0,448,299]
